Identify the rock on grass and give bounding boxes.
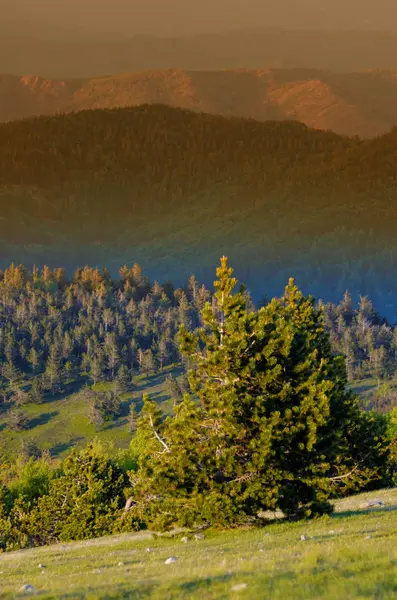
[20,584,36,594]
[231,583,248,592]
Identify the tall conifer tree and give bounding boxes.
[131,258,388,530]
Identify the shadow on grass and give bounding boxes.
[350,383,376,395]
[42,379,87,405]
[0,423,6,433]
[29,411,59,429]
[332,506,397,519]
[59,582,155,599]
[104,418,128,431]
[133,366,183,391]
[134,372,166,391]
[50,437,85,457]
[119,398,136,418]
[178,573,235,593]
[131,396,144,413]
[150,391,169,404]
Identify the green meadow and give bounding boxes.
[0,488,396,599]
[0,368,179,460]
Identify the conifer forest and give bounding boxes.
[0,259,396,551]
[2,10,397,597]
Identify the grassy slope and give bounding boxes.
[0,368,180,460]
[351,379,381,407]
[0,488,396,599]
[0,372,378,461]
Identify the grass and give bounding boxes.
[0,489,396,599]
[0,373,390,461]
[349,377,397,410]
[350,378,380,403]
[0,367,180,460]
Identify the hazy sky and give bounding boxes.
[2,0,397,38]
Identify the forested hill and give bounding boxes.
[4,68,397,137]
[1,105,397,315]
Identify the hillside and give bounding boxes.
[0,374,388,462]
[4,67,397,137]
[3,29,397,78]
[1,488,396,598]
[0,370,180,461]
[0,256,394,462]
[1,105,397,314]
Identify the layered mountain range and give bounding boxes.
[1,105,397,315]
[3,67,397,137]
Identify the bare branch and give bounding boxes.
[227,472,255,484]
[329,454,370,482]
[124,496,135,512]
[329,464,361,481]
[149,415,170,453]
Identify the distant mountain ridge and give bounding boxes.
[3,67,397,137]
[2,29,397,78]
[2,0,397,39]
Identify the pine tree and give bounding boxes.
[370,346,390,384]
[89,347,105,384]
[45,344,63,392]
[9,409,30,432]
[127,402,138,433]
[1,360,19,385]
[165,374,183,406]
[12,385,30,406]
[142,349,155,376]
[88,403,105,431]
[115,364,131,393]
[158,338,168,372]
[131,257,388,530]
[105,334,120,379]
[27,347,41,374]
[20,440,42,461]
[30,378,44,404]
[101,390,121,420]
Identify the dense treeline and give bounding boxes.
[1,106,397,315]
[0,262,397,440]
[323,294,397,411]
[0,258,396,551]
[2,105,397,200]
[0,106,351,193]
[0,262,209,432]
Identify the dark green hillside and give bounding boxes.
[1,105,397,314]
[0,105,350,188]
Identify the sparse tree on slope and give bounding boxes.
[8,409,30,432]
[45,344,63,392]
[115,364,131,393]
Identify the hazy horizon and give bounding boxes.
[2,0,397,39]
